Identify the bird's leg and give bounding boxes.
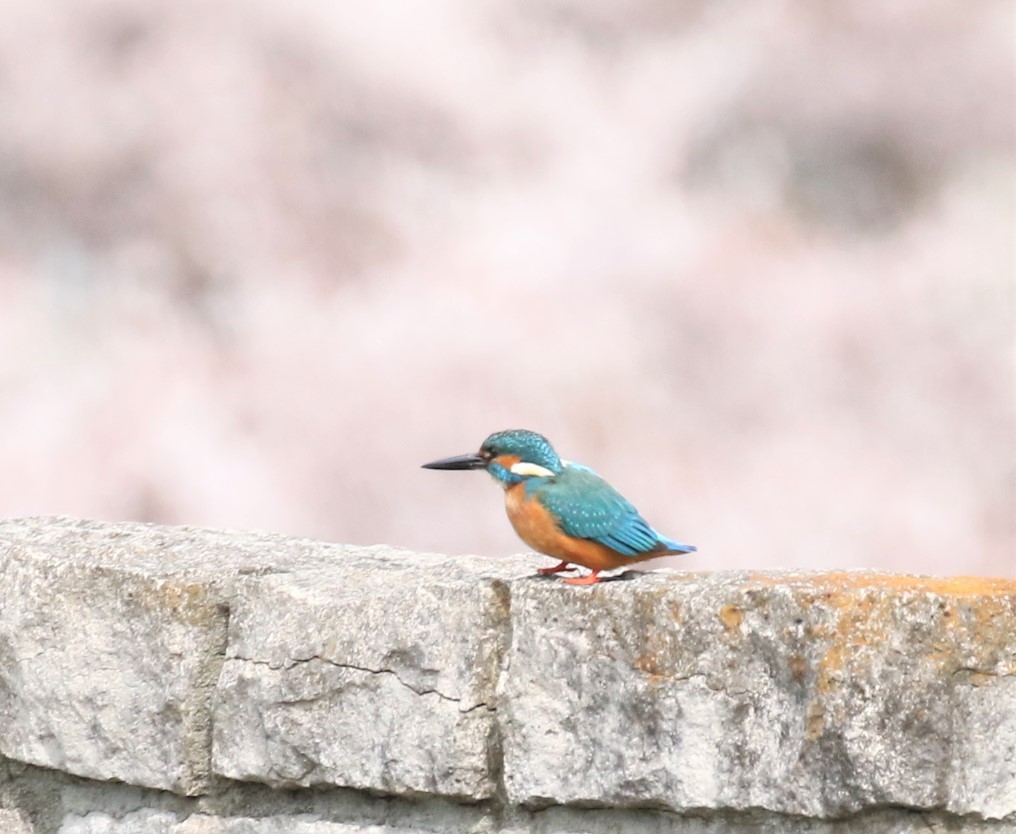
[563,570,602,586]
[537,560,575,575]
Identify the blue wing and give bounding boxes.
[530,467,696,557]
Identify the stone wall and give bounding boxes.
[0,518,1013,833]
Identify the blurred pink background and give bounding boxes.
[0,1,1013,576]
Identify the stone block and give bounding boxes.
[498,570,1016,818]
[211,556,528,800]
[0,517,428,795]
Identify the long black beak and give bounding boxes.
[421,453,487,471]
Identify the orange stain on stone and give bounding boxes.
[805,700,826,740]
[736,570,1016,744]
[719,604,744,633]
[746,571,1016,598]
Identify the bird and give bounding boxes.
[422,429,696,585]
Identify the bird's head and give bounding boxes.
[422,429,563,486]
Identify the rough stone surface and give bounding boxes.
[50,808,1016,834]
[500,571,1016,819]
[212,558,526,799]
[0,518,1014,833]
[59,811,393,833]
[0,517,465,795]
[0,808,34,834]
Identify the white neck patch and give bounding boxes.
[510,461,555,478]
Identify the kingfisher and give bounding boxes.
[422,429,696,585]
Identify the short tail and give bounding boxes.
[657,534,696,554]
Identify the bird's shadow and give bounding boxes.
[526,570,642,583]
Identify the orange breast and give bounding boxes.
[504,484,567,556]
[504,485,661,571]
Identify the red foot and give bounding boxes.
[563,571,602,586]
[537,560,575,575]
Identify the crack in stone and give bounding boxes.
[234,654,494,713]
[950,666,1016,685]
[666,671,750,697]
